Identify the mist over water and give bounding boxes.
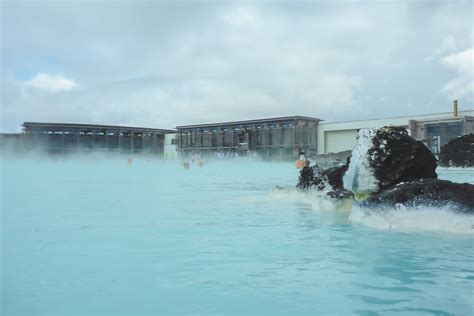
[1,155,473,315]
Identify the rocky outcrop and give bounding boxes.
[439,134,474,167]
[360,179,474,213]
[367,127,438,191]
[325,164,348,190]
[296,165,330,191]
[295,126,474,213]
[343,127,437,194]
[296,165,353,200]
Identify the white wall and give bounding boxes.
[324,129,358,154]
[164,133,177,159]
[317,110,474,154]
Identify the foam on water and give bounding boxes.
[350,204,474,234]
[343,128,378,193]
[269,186,353,212]
[271,186,474,234]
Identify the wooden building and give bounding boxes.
[176,116,321,158]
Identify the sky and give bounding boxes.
[1,0,473,132]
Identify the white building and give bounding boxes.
[164,134,178,159]
[317,110,474,155]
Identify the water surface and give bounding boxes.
[2,157,473,315]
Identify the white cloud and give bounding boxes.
[1,1,473,132]
[22,73,78,93]
[441,48,473,99]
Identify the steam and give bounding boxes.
[343,128,378,194]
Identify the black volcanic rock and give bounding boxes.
[294,127,472,212]
[325,164,348,190]
[296,164,353,200]
[367,127,438,191]
[296,165,330,191]
[360,178,474,213]
[439,134,474,167]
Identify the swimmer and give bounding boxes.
[182,161,190,169]
[127,157,133,166]
[197,160,205,168]
[295,151,309,169]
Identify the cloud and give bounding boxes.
[1,1,473,132]
[441,48,473,99]
[22,73,78,93]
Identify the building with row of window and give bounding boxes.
[1,103,472,158]
[3,122,175,155]
[175,116,320,158]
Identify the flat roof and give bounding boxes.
[176,115,321,130]
[319,110,474,125]
[22,122,176,133]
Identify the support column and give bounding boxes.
[118,130,123,151]
[230,129,235,149]
[218,128,224,148]
[263,124,269,147]
[277,123,283,157]
[263,124,270,159]
[105,129,109,150]
[91,130,95,150]
[61,132,65,154]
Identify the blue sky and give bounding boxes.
[1,0,473,132]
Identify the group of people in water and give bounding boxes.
[182,158,207,169]
[182,150,310,170]
[127,150,309,170]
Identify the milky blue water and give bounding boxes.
[1,157,474,315]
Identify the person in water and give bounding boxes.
[295,151,310,169]
[197,160,206,168]
[182,161,190,169]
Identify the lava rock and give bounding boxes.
[296,165,330,191]
[360,178,474,213]
[439,134,474,167]
[368,127,438,191]
[325,164,349,190]
[297,164,353,200]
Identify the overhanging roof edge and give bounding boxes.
[22,122,176,133]
[176,116,321,130]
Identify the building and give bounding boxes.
[176,116,321,158]
[317,109,474,155]
[20,122,176,155]
[2,102,472,158]
[164,134,178,159]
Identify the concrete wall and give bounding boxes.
[317,110,474,154]
[324,129,358,154]
[464,116,474,135]
[164,134,178,159]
